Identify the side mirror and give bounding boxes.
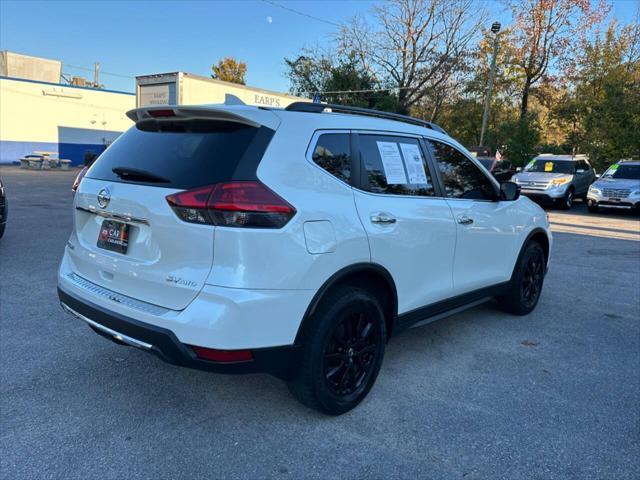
[515,166,522,172]
[500,181,520,201]
[576,168,585,174]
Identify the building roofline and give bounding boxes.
[135,71,308,100]
[0,75,135,96]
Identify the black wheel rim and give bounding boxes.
[521,254,544,306]
[323,312,379,397]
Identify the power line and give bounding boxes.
[301,86,413,96]
[261,0,342,28]
[65,64,134,79]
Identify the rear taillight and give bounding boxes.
[166,181,296,228]
[72,166,89,194]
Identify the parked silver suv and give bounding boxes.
[587,160,640,212]
[512,154,595,209]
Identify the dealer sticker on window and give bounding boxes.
[376,141,408,184]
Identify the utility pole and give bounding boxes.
[93,61,100,88]
[479,21,501,148]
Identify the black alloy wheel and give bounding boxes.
[287,286,386,415]
[521,253,544,309]
[497,241,546,315]
[323,312,380,396]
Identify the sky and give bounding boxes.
[1,0,638,94]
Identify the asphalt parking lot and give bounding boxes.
[1,166,639,479]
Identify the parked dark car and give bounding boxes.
[477,157,517,182]
[0,177,7,239]
[72,150,101,194]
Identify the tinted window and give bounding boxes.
[427,140,496,200]
[359,135,435,196]
[86,122,270,189]
[312,134,351,183]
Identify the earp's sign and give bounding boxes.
[254,94,281,107]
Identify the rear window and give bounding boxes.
[86,122,273,189]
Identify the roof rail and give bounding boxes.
[285,102,448,135]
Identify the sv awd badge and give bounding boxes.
[165,275,198,288]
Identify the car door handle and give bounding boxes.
[370,213,397,224]
[457,215,474,225]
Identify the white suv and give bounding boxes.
[58,102,552,414]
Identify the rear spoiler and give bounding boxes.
[126,105,280,130]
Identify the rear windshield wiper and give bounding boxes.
[112,167,171,184]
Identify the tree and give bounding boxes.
[505,0,609,119]
[497,114,542,165]
[555,20,640,170]
[337,0,484,114]
[212,57,247,85]
[285,50,398,110]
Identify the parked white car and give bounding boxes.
[58,102,552,414]
[587,160,640,212]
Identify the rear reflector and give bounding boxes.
[190,346,253,363]
[166,181,296,228]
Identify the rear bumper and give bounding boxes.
[58,287,298,378]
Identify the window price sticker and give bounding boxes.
[399,143,428,184]
[376,141,408,184]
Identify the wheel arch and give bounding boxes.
[512,227,551,280]
[295,263,398,343]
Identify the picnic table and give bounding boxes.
[33,151,59,168]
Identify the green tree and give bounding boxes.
[555,21,640,170]
[497,114,541,165]
[285,52,398,111]
[212,57,247,85]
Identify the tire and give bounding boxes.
[559,188,574,210]
[0,223,5,239]
[287,286,386,415]
[587,201,599,213]
[497,241,546,315]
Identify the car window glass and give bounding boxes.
[524,159,575,174]
[312,133,351,183]
[358,135,435,196]
[87,123,268,189]
[426,140,496,200]
[602,164,640,179]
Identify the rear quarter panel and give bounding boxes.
[205,121,370,290]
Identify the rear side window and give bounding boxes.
[312,133,351,183]
[86,122,272,189]
[427,140,496,200]
[358,135,435,197]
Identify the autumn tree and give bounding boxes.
[337,0,485,114]
[212,57,247,85]
[506,0,609,119]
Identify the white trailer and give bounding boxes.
[136,72,308,108]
